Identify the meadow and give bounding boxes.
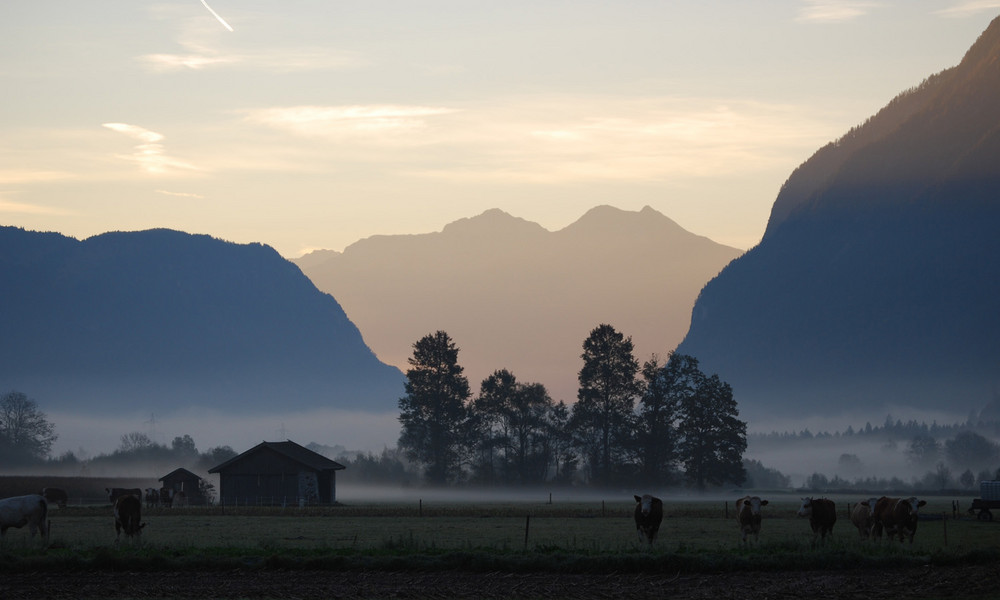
[2,493,997,573]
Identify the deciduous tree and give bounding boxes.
[676,365,747,490]
[0,391,57,464]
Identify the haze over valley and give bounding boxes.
[2,6,1000,491]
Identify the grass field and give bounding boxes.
[2,493,997,574]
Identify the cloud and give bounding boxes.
[155,189,205,199]
[243,105,459,139]
[795,1,880,23]
[0,196,74,216]
[0,169,72,185]
[934,1,1000,17]
[102,123,199,175]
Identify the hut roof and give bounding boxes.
[159,467,203,483]
[207,440,346,474]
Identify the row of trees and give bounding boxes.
[397,325,748,489]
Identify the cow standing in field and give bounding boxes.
[144,488,159,509]
[159,487,173,508]
[633,494,664,544]
[850,498,879,540]
[42,487,69,508]
[872,496,927,543]
[0,494,49,546]
[797,497,837,544]
[113,494,145,546]
[735,495,768,544]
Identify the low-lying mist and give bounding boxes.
[48,407,402,462]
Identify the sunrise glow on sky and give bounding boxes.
[2,2,998,257]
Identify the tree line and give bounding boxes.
[396,325,748,489]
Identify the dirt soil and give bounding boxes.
[3,564,999,599]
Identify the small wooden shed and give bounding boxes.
[208,440,346,506]
[159,467,205,505]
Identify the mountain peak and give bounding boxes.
[441,208,548,237]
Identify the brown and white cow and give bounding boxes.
[42,486,69,508]
[633,494,664,544]
[797,497,836,544]
[106,487,142,504]
[0,494,49,546]
[849,497,879,540]
[735,495,768,544]
[872,496,927,543]
[113,494,145,546]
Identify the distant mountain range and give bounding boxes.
[677,16,1000,421]
[293,206,742,402]
[0,227,405,414]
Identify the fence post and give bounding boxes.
[524,515,530,550]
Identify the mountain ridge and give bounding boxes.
[295,205,742,403]
[678,16,1000,422]
[0,226,405,415]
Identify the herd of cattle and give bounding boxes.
[0,488,934,549]
[635,494,930,545]
[0,486,191,547]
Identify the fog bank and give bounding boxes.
[48,408,402,458]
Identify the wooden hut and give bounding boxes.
[159,467,205,505]
[208,440,346,506]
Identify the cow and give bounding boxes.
[113,494,145,546]
[159,487,173,508]
[872,496,927,543]
[42,486,69,508]
[144,488,160,509]
[0,494,49,546]
[797,497,837,544]
[850,497,879,540]
[735,495,768,544]
[106,487,142,504]
[172,490,187,507]
[633,494,664,544]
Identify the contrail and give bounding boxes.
[200,0,234,32]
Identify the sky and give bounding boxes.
[2,2,998,258]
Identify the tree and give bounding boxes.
[906,434,941,466]
[945,431,999,471]
[0,391,57,464]
[547,400,578,485]
[634,353,693,486]
[472,372,556,485]
[569,324,640,486]
[398,331,472,485]
[118,431,155,454]
[677,366,747,490]
[172,435,199,460]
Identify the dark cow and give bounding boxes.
[159,487,173,508]
[633,494,664,544]
[42,486,69,508]
[735,495,768,544]
[850,497,878,540]
[872,496,927,543]
[113,494,145,546]
[0,494,49,546]
[797,497,837,544]
[106,487,142,504]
